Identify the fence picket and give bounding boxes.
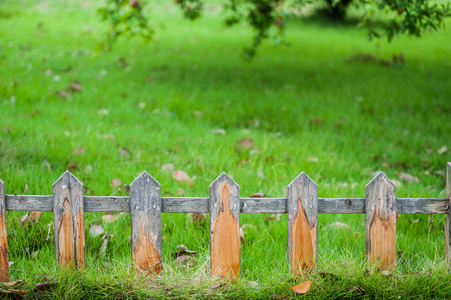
[130,171,162,274]
[0,179,8,282]
[446,163,451,264]
[365,172,396,271]
[53,171,85,269]
[287,172,318,276]
[209,173,240,281]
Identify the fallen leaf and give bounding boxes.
[34,282,59,292]
[249,192,265,198]
[32,251,38,261]
[30,211,42,222]
[327,222,350,230]
[174,255,197,267]
[177,188,185,196]
[189,213,206,223]
[72,147,85,155]
[102,214,119,223]
[119,147,131,158]
[399,173,419,183]
[98,108,109,115]
[2,280,24,287]
[69,81,82,92]
[45,223,52,242]
[265,214,281,223]
[67,164,79,172]
[438,146,447,155]
[161,163,174,172]
[237,138,253,149]
[290,280,311,294]
[172,244,197,258]
[240,226,246,242]
[5,289,27,295]
[172,170,189,183]
[89,224,105,237]
[45,69,52,76]
[8,262,13,267]
[57,90,68,99]
[96,232,113,259]
[307,156,319,163]
[215,128,226,135]
[20,213,30,228]
[110,178,121,189]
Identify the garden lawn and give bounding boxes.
[0,0,451,298]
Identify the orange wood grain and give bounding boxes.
[211,184,240,281]
[76,208,85,270]
[290,197,316,275]
[369,213,396,270]
[133,224,162,274]
[0,213,8,282]
[58,198,75,269]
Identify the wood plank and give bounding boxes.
[365,172,396,271]
[210,173,240,281]
[3,196,450,214]
[53,171,85,269]
[130,171,162,274]
[287,172,318,276]
[0,179,9,282]
[446,162,451,264]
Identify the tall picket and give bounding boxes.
[287,172,318,276]
[53,171,85,269]
[130,171,162,274]
[0,179,8,282]
[365,172,396,271]
[209,173,240,281]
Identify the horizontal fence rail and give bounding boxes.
[0,163,450,283]
[4,196,449,214]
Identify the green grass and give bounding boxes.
[0,0,451,298]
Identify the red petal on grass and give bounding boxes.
[290,280,311,294]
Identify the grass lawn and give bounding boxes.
[1,0,451,298]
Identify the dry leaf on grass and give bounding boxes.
[34,281,59,292]
[264,214,281,223]
[2,280,24,287]
[172,170,189,183]
[171,244,197,258]
[45,223,52,242]
[327,222,350,230]
[110,178,121,189]
[89,224,105,237]
[438,146,447,155]
[188,213,206,223]
[119,147,131,158]
[307,156,319,163]
[290,280,311,294]
[102,214,119,223]
[237,138,253,149]
[399,173,419,183]
[174,255,197,267]
[5,288,27,295]
[249,192,265,198]
[161,163,174,172]
[30,211,42,222]
[69,81,82,92]
[72,147,85,155]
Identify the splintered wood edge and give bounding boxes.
[52,172,84,269]
[0,179,8,282]
[209,173,240,281]
[287,173,318,274]
[365,173,396,270]
[130,172,162,274]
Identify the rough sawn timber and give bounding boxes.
[365,172,396,271]
[0,179,9,282]
[130,171,162,274]
[210,173,240,281]
[53,171,85,269]
[287,172,318,276]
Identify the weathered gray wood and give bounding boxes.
[210,173,240,281]
[130,171,162,274]
[446,163,451,264]
[365,172,396,271]
[53,171,85,269]
[287,172,318,275]
[0,179,8,282]
[4,195,450,214]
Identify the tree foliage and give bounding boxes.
[97,0,450,58]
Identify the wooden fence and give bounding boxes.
[0,162,450,282]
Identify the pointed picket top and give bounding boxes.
[366,172,396,189]
[288,172,318,189]
[52,170,83,188]
[209,172,240,189]
[130,171,160,189]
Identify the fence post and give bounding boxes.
[287,172,318,276]
[365,172,396,271]
[210,172,240,281]
[53,171,85,269]
[446,163,451,264]
[130,171,162,274]
[0,179,8,282]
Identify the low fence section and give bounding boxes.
[0,162,450,282]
